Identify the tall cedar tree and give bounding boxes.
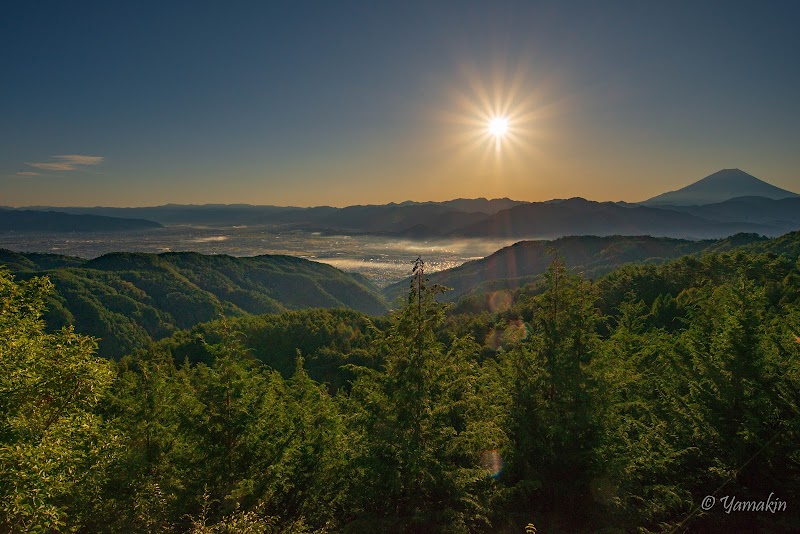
[343,258,505,533]
[501,258,601,531]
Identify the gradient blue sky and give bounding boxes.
[2,0,798,207]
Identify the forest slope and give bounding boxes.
[0,250,387,358]
[383,233,768,303]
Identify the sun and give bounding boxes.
[433,57,556,166]
[488,117,509,138]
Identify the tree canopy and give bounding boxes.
[1,235,799,532]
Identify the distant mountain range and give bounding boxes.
[642,168,798,206]
[657,196,800,226]
[3,169,798,239]
[445,197,782,239]
[0,209,163,232]
[10,198,523,227]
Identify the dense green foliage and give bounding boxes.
[2,231,800,532]
[0,270,117,532]
[146,308,387,391]
[0,250,388,358]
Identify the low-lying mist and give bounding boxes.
[0,226,521,287]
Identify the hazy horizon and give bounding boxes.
[4,167,798,210]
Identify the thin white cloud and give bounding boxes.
[57,154,104,166]
[27,162,76,170]
[25,154,104,172]
[16,171,42,176]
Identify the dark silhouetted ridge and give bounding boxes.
[0,209,162,232]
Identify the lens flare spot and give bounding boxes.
[487,290,513,313]
[590,477,618,506]
[485,328,502,350]
[480,449,503,478]
[503,319,528,345]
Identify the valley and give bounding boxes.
[0,225,516,287]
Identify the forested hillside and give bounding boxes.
[384,232,767,303]
[2,233,799,532]
[0,250,388,358]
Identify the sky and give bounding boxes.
[1,0,799,207]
